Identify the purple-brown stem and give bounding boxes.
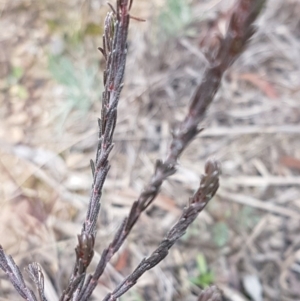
[101,160,220,301]
[78,1,265,300]
[59,1,131,301]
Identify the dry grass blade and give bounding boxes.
[218,189,300,219]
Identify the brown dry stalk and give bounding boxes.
[0,1,266,301]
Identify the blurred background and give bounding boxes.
[0,0,300,300]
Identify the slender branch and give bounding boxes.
[101,160,220,301]
[26,263,48,301]
[59,1,132,301]
[0,246,39,301]
[78,1,266,300]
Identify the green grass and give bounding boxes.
[190,253,215,288]
[158,0,192,39]
[48,54,103,126]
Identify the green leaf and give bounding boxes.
[196,253,208,274]
[191,253,215,288]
